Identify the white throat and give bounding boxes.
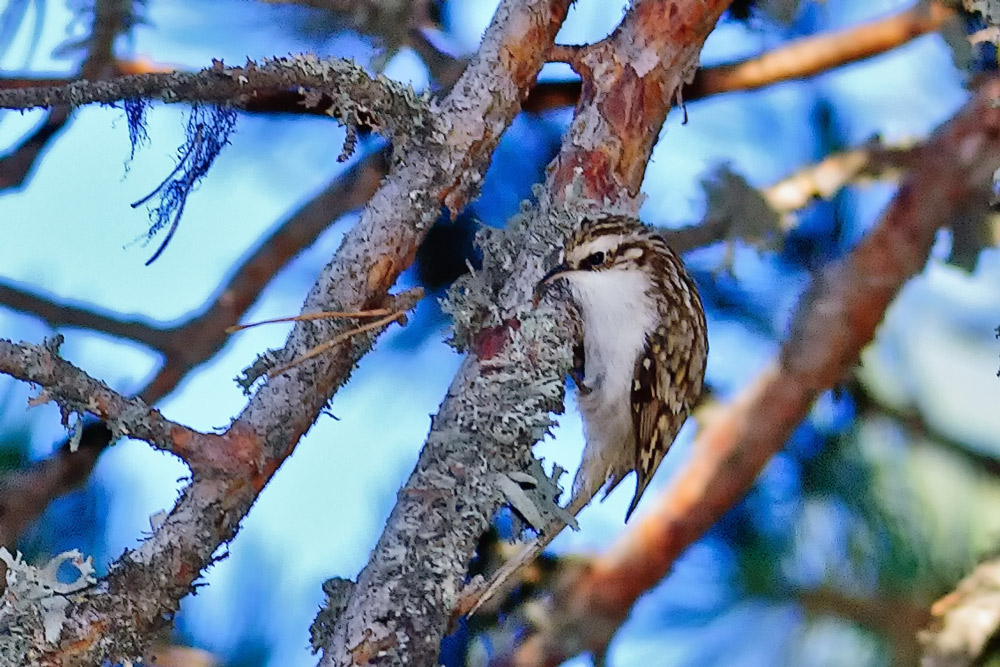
[563,266,657,495]
[565,267,656,393]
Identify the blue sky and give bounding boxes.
[3,1,1000,665]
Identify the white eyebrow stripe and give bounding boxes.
[622,246,644,261]
[567,234,622,265]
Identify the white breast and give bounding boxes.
[567,267,656,395]
[564,267,658,494]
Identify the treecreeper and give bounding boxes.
[538,215,709,521]
[464,215,708,616]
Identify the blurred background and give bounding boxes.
[1,0,999,665]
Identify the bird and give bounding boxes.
[461,215,708,618]
[537,215,708,522]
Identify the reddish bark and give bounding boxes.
[517,76,1000,665]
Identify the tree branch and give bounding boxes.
[0,0,572,662]
[0,56,427,144]
[661,140,919,254]
[511,76,1000,666]
[321,0,733,663]
[0,338,233,475]
[522,2,955,113]
[0,283,173,351]
[761,142,918,214]
[688,1,954,98]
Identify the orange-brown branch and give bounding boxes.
[548,0,732,204]
[515,75,1000,666]
[689,2,953,98]
[522,2,955,113]
[0,339,233,477]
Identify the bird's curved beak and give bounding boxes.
[533,262,569,307]
[539,262,569,286]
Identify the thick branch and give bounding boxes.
[80,0,138,78]
[0,0,572,663]
[547,0,733,202]
[521,2,955,113]
[513,77,1000,666]
[324,0,732,664]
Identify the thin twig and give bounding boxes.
[225,307,394,333]
[266,310,407,377]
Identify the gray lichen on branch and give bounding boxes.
[0,55,431,147]
[320,197,582,666]
[1,0,575,661]
[0,337,195,458]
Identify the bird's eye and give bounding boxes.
[585,251,606,268]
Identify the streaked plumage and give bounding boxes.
[539,216,708,521]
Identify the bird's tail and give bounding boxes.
[463,489,595,617]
